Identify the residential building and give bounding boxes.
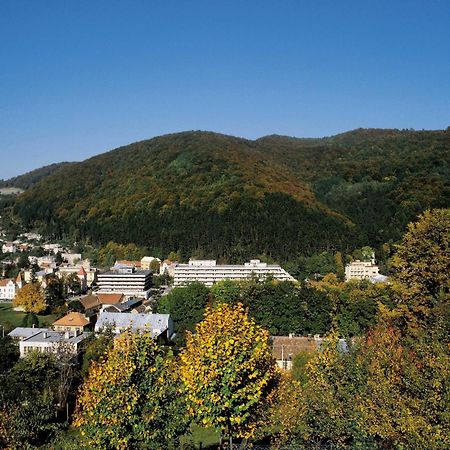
[173,259,296,287]
[61,253,82,265]
[2,242,17,254]
[53,312,90,333]
[8,328,89,358]
[0,273,22,300]
[97,266,152,298]
[272,335,348,371]
[140,256,161,272]
[79,292,125,316]
[161,259,176,277]
[95,312,174,340]
[56,265,88,292]
[345,259,380,281]
[43,243,65,254]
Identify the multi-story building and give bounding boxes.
[173,259,296,287]
[0,273,23,300]
[97,266,152,298]
[2,242,17,254]
[345,260,380,281]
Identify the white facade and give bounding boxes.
[173,259,296,287]
[345,260,380,281]
[8,328,89,358]
[0,279,17,299]
[97,267,152,298]
[2,242,16,253]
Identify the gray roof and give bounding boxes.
[22,330,89,344]
[95,312,170,336]
[8,327,50,339]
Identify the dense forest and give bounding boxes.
[0,162,74,190]
[10,128,450,261]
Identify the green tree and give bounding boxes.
[20,312,40,328]
[156,282,210,341]
[179,302,279,447]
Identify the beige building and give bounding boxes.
[53,312,90,333]
[345,260,380,281]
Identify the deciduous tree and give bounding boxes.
[179,302,279,447]
[13,282,46,314]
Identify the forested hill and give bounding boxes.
[13,128,450,261]
[0,162,75,190]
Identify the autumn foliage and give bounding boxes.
[179,302,279,444]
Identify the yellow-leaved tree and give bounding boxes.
[178,302,279,447]
[13,282,46,314]
[73,331,189,450]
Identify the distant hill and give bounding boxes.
[0,162,75,190]
[12,129,450,261]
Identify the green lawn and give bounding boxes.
[0,302,57,332]
[181,424,221,448]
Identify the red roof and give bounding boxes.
[77,266,87,276]
[96,293,124,305]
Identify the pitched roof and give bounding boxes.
[8,327,50,339]
[272,336,320,360]
[53,312,89,327]
[95,312,171,337]
[15,273,23,283]
[77,266,87,276]
[96,293,124,305]
[80,294,101,310]
[0,278,13,286]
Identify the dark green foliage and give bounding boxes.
[79,330,114,379]
[0,336,19,372]
[20,312,40,328]
[8,129,449,261]
[156,282,210,341]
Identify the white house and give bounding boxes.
[0,274,23,300]
[8,327,89,358]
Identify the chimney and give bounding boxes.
[65,330,70,339]
[42,331,47,339]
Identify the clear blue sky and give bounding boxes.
[1,0,449,179]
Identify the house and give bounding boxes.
[161,259,176,277]
[0,273,23,300]
[8,327,89,358]
[56,265,88,292]
[43,243,65,254]
[61,253,82,265]
[95,312,174,340]
[8,327,51,341]
[2,242,17,254]
[79,292,125,316]
[53,312,90,333]
[140,256,161,272]
[102,297,143,313]
[272,335,349,371]
[173,259,296,287]
[114,260,141,269]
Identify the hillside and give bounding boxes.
[0,162,75,190]
[13,129,450,261]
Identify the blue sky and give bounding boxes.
[0,0,449,179]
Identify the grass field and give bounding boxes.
[0,302,57,332]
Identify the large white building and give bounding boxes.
[173,259,296,287]
[97,266,152,298]
[345,260,380,281]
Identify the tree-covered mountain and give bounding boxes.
[0,162,75,190]
[12,129,449,261]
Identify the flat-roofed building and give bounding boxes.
[173,259,296,287]
[97,266,152,298]
[345,260,380,281]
